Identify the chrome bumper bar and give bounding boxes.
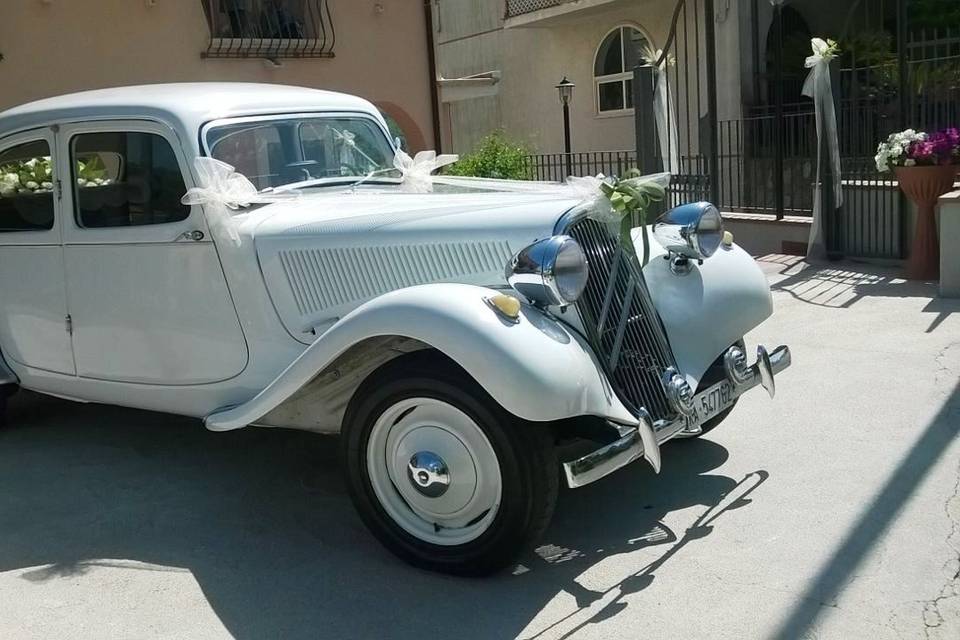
[563,344,791,489]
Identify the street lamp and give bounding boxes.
[555,76,575,178]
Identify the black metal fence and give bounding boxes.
[525,151,637,183]
[527,0,958,261]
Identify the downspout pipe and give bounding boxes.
[424,1,443,152]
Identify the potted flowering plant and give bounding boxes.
[876,127,959,279]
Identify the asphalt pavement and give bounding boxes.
[1,255,958,639]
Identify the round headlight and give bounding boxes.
[653,202,724,259]
[505,235,588,307]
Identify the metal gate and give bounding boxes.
[632,0,959,260]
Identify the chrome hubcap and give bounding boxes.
[366,397,502,546]
[407,451,450,497]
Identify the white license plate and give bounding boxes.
[693,379,737,424]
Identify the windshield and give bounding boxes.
[205,116,396,191]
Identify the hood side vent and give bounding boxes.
[277,241,513,316]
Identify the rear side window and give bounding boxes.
[71,131,190,228]
[0,139,55,232]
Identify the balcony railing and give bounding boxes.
[504,0,567,19]
[201,0,335,59]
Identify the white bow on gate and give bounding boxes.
[393,149,460,193]
[641,46,681,175]
[802,37,842,260]
[181,157,297,247]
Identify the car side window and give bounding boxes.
[0,139,55,232]
[71,131,190,228]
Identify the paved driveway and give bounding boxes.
[1,257,958,639]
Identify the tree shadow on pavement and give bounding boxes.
[0,391,764,640]
[768,380,960,640]
[761,256,959,331]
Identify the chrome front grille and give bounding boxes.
[566,217,677,423]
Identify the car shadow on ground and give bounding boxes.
[0,391,766,640]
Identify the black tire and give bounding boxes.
[692,340,744,436]
[0,384,15,428]
[341,352,558,576]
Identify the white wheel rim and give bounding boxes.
[366,397,502,546]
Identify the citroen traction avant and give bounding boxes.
[0,84,790,574]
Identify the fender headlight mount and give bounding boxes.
[653,202,724,274]
[505,235,589,308]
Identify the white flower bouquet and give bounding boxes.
[0,156,112,197]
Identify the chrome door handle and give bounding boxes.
[174,230,205,242]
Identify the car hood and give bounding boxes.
[250,189,583,342]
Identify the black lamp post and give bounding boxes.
[555,76,575,178]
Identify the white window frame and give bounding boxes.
[57,119,205,246]
[0,128,61,246]
[593,24,653,117]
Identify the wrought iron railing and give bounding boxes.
[201,0,334,59]
[524,151,637,182]
[504,0,566,19]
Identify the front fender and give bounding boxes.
[204,283,638,431]
[636,229,773,389]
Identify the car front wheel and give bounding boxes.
[341,354,557,576]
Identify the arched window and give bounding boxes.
[594,25,651,114]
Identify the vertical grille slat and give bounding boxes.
[567,218,677,423]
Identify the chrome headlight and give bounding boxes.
[653,202,724,259]
[505,235,588,307]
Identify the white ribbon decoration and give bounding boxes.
[802,37,842,260]
[546,172,672,224]
[181,157,297,247]
[393,149,460,193]
[642,47,681,174]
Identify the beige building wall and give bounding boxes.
[433,0,746,155]
[0,0,436,151]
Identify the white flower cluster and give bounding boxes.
[0,172,55,196]
[0,156,112,198]
[875,129,926,172]
[76,177,112,188]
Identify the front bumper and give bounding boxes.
[563,344,792,489]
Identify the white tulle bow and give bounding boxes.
[181,157,296,247]
[393,150,459,193]
[801,37,842,260]
[549,172,672,223]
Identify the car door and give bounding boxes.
[0,128,76,375]
[58,120,248,385]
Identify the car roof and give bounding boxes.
[0,83,386,150]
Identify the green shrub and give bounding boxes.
[445,130,532,180]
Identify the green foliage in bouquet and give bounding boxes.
[598,169,666,267]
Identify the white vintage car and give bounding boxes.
[0,83,790,575]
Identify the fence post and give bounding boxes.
[633,64,659,175]
[896,0,909,259]
[772,2,785,219]
[704,0,721,206]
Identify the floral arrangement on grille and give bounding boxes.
[875,128,960,172]
[0,156,112,197]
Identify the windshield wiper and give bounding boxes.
[260,170,400,194]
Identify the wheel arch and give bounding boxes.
[204,283,637,432]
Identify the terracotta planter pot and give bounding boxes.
[895,165,958,280]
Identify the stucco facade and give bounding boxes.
[0,0,436,152]
[432,0,749,155]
